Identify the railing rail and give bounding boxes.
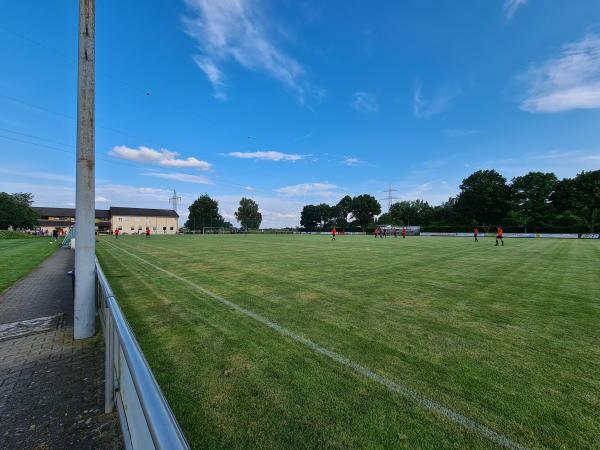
[96,258,190,450]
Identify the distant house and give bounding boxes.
[109,207,179,234]
[32,206,179,235]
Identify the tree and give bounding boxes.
[334,195,353,227]
[300,205,319,230]
[235,197,262,230]
[0,192,38,229]
[377,212,395,225]
[552,170,600,232]
[455,170,510,226]
[185,194,224,232]
[315,203,334,229]
[430,197,460,226]
[389,199,432,226]
[510,172,558,227]
[350,194,381,231]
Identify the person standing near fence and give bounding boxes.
[496,226,504,246]
[145,227,150,239]
[115,228,119,239]
[474,227,479,242]
[402,227,407,239]
[331,227,337,241]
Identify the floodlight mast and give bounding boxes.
[74,0,96,340]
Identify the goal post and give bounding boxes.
[202,227,225,235]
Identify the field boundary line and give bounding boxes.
[101,240,528,450]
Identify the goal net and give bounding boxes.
[202,227,225,234]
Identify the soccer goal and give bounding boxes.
[202,227,225,235]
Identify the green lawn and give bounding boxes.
[96,235,600,449]
[0,238,58,294]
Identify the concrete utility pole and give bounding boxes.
[74,0,96,340]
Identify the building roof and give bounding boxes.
[110,207,179,218]
[38,220,73,227]
[33,207,177,220]
[33,207,110,219]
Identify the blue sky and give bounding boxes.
[1,0,600,227]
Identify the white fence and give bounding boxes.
[96,259,190,450]
[420,232,581,239]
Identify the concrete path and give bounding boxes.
[0,247,122,449]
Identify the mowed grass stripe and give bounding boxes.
[101,238,527,450]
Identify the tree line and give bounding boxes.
[185,195,263,231]
[0,193,38,229]
[300,169,599,232]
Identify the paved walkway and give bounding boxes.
[0,247,122,449]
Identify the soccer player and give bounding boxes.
[474,227,479,242]
[145,227,151,239]
[115,228,119,239]
[496,226,504,246]
[374,227,380,238]
[402,227,407,239]
[331,227,337,241]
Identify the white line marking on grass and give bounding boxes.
[101,240,528,450]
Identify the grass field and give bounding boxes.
[0,238,58,294]
[96,235,600,449]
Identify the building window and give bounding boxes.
[163,227,167,230]
[131,227,134,231]
[170,227,174,231]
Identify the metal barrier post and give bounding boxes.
[104,306,115,413]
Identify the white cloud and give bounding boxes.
[0,167,74,183]
[244,186,255,191]
[276,182,338,197]
[481,149,600,178]
[192,55,226,100]
[215,194,302,228]
[228,151,304,161]
[143,171,213,185]
[395,180,458,206]
[109,145,212,170]
[343,157,361,166]
[350,92,378,113]
[503,0,527,21]
[95,196,110,203]
[444,128,481,138]
[413,83,459,118]
[519,34,600,113]
[182,0,317,102]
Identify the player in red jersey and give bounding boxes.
[145,227,151,239]
[473,227,479,242]
[402,227,407,239]
[496,227,504,246]
[331,227,337,241]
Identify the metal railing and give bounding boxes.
[96,259,190,450]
